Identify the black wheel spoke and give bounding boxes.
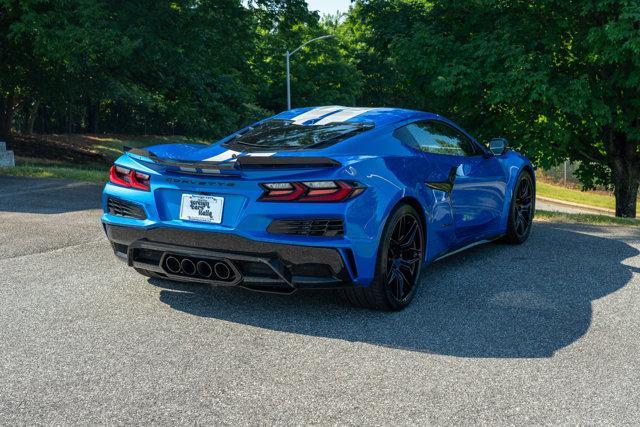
[397,217,405,240]
[385,213,423,302]
[400,257,420,269]
[398,268,411,291]
[396,269,405,297]
[398,221,418,248]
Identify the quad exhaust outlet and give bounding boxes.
[165,256,181,274]
[162,255,236,282]
[196,260,212,278]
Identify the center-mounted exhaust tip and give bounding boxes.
[196,260,213,278]
[180,258,196,276]
[165,256,181,274]
[214,262,232,280]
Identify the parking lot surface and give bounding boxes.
[1,177,639,424]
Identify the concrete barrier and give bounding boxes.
[0,140,15,168]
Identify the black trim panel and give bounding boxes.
[236,156,340,169]
[107,197,147,220]
[268,218,344,237]
[104,225,351,291]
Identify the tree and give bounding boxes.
[1,0,264,139]
[341,0,430,107]
[249,0,362,112]
[0,0,45,139]
[347,0,640,217]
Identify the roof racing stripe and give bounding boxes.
[243,152,275,157]
[314,107,376,125]
[202,149,241,162]
[290,106,344,125]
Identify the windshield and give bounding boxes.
[223,119,374,151]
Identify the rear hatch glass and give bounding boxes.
[223,119,374,151]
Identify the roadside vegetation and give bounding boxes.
[537,182,640,213]
[0,134,203,182]
[0,157,106,182]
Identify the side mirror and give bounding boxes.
[488,138,508,156]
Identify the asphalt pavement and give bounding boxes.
[1,176,639,424]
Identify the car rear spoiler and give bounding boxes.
[236,156,340,169]
[124,147,341,172]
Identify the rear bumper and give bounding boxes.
[104,224,354,294]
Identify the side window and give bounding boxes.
[394,121,478,156]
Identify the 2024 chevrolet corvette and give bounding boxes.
[102,106,535,310]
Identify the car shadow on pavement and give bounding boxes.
[150,222,640,358]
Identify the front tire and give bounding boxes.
[503,170,535,244]
[340,204,425,311]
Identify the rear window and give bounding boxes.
[223,119,374,151]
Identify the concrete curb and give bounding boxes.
[537,195,615,215]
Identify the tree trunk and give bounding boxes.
[86,100,99,133]
[0,92,18,140]
[26,99,40,135]
[0,94,5,139]
[610,160,639,218]
[608,135,639,218]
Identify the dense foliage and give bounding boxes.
[1,0,639,216]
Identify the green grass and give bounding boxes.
[536,209,639,226]
[0,157,107,183]
[537,181,640,212]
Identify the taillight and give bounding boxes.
[130,171,150,190]
[109,165,151,191]
[259,181,364,202]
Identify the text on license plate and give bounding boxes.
[179,194,224,224]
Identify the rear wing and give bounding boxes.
[124,147,341,174]
[237,156,340,169]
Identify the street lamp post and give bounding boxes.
[286,34,335,110]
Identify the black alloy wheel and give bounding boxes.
[386,213,423,302]
[504,171,535,244]
[339,204,425,311]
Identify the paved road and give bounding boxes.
[1,177,639,424]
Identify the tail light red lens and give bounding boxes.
[109,165,151,191]
[259,181,364,202]
[130,171,150,190]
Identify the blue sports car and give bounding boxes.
[102,106,535,310]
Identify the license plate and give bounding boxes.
[179,194,224,224]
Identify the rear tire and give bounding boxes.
[503,170,535,244]
[340,204,425,311]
